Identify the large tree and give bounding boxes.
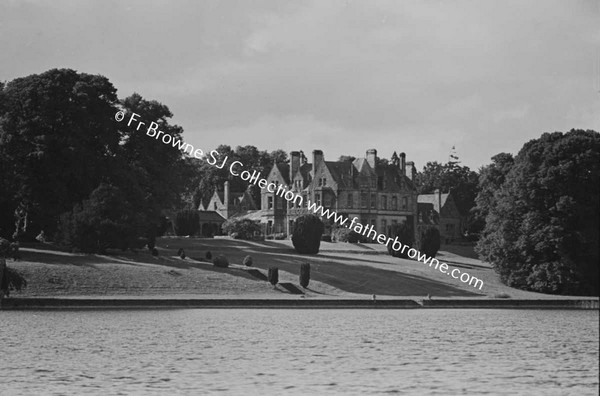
[0,69,192,250]
[0,69,120,238]
[476,129,599,295]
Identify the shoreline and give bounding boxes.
[2,297,598,310]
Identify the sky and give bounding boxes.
[1,0,599,169]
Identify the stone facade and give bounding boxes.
[262,149,419,239]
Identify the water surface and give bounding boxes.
[0,309,597,395]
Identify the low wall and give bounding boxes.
[1,297,598,310]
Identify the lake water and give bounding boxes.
[0,309,598,395]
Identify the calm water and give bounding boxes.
[0,309,597,395]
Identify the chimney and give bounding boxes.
[290,151,300,187]
[312,149,323,175]
[406,161,416,181]
[224,181,230,218]
[366,148,377,170]
[399,152,406,174]
[434,188,441,214]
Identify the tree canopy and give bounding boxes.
[0,69,192,251]
[476,129,599,295]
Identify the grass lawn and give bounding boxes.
[4,237,578,299]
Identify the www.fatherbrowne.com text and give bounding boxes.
[115,110,484,290]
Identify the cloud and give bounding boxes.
[1,0,598,169]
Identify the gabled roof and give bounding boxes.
[274,163,290,184]
[418,193,450,213]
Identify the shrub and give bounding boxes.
[292,215,324,254]
[213,255,229,268]
[173,210,199,236]
[300,262,310,288]
[243,255,253,267]
[179,249,186,259]
[273,233,287,240]
[268,267,279,287]
[332,228,361,243]
[419,226,441,258]
[54,184,139,254]
[321,234,332,242]
[222,219,262,240]
[205,251,212,260]
[151,248,158,256]
[147,236,156,251]
[387,222,414,259]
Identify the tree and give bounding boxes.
[469,153,515,235]
[338,155,356,162]
[173,210,200,236]
[387,222,414,258]
[117,93,192,238]
[55,184,139,253]
[476,130,599,295]
[0,69,121,239]
[416,161,479,217]
[419,226,441,258]
[292,215,324,254]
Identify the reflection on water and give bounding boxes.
[0,309,598,395]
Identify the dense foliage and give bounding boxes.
[419,226,441,258]
[332,227,361,243]
[55,184,139,253]
[387,222,414,259]
[173,210,200,236]
[291,215,324,254]
[243,255,253,267]
[0,69,191,252]
[221,218,262,240]
[476,130,599,295]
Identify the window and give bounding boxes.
[370,193,376,209]
[213,202,217,210]
[371,179,377,189]
[267,196,273,209]
[361,193,368,208]
[402,197,408,210]
[276,197,283,209]
[392,196,398,210]
[381,219,387,234]
[347,193,353,208]
[315,193,321,206]
[382,195,387,210]
[322,177,327,187]
[318,178,323,187]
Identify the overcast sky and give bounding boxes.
[1,0,598,169]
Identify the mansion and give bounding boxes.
[259,148,418,238]
[198,148,464,243]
